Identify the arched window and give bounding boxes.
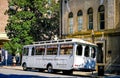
[87,8,93,30]
[98,5,105,29]
[85,46,89,57]
[68,12,73,34]
[77,10,83,31]
[76,44,83,56]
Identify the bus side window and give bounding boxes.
[91,47,96,58]
[47,45,57,55]
[47,48,57,55]
[35,47,45,55]
[76,45,82,56]
[31,47,34,56]
[23,48,29,56]
[60,44,73,55]
[85,46,89,57]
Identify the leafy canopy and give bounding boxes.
[4,0,60,55]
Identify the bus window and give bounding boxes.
[35,46,45,55]
[76,45,82,56]
[31,47,34,56]
[85,46,89,57]
[91,47,96,58]
[60,44,73,55]
[23,48,29,56]
[47,45,57,55]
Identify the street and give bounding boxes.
[0,66,120,78]
[0,67,92,78]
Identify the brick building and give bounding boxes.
[0,0,9,62]
[61,0,120,72]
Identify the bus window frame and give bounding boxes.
[84,45,90,57]
[59,43,73,56]
[90,46,96,58]
[46,44,58,55]
[31,47,35,56]
[35,45,45,55]
[23,47,29,56]
[76,44,83,56]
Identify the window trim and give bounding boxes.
[68,12,74,34]
[98,5,105,30]
[77,10,83,31]
[87,8,93,30]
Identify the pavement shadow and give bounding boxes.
[0,74,48,78]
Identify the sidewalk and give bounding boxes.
[2,65,22,70]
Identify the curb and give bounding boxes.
[2,66,22,70]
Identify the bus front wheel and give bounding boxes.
[23,63,27,71]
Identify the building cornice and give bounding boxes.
[67,28,120,38]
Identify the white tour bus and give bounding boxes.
[22,38,97,74]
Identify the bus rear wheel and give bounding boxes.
[47,65,53,73]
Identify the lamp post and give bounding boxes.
[60,0,70,39]
[91,30,95,43]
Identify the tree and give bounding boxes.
[4,0,60,55]
[31,0,60,41]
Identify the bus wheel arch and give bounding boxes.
[22,62,28,71]
[47,63,53,73]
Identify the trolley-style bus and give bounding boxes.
[22,38,97,74]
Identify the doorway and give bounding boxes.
[97,43,104,63]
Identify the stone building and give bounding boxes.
[0,0,9,62]
[61,0,120,72]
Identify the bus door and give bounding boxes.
[22,46,34,67]
[56,44,74,70]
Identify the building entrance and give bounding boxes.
[97,43,104,63]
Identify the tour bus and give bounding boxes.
[22,38,97,74]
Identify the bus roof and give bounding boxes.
[24,38,97,47]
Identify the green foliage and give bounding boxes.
[5,0,60,55]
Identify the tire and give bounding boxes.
[23,63,27,71]
[47,65,53,73]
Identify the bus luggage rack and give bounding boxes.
[33,39,73,44]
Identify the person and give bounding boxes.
[12,56,16,66]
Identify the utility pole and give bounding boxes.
[60,0,63,39]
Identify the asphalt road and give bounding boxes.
[0,67,91,78]
[0,66,120,78]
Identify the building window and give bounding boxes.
[87,8,93,30]
[98,5,105,29]
[77,10,83,31]
[68,12,73,34]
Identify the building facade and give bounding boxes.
[0,0,9,62]
[61,0,120,72]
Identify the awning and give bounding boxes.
[0,33,10,47]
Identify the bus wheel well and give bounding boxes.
[22,62,26,67]
[47,63,53,73]
[47,63,52,68]
[22,62,28,71]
